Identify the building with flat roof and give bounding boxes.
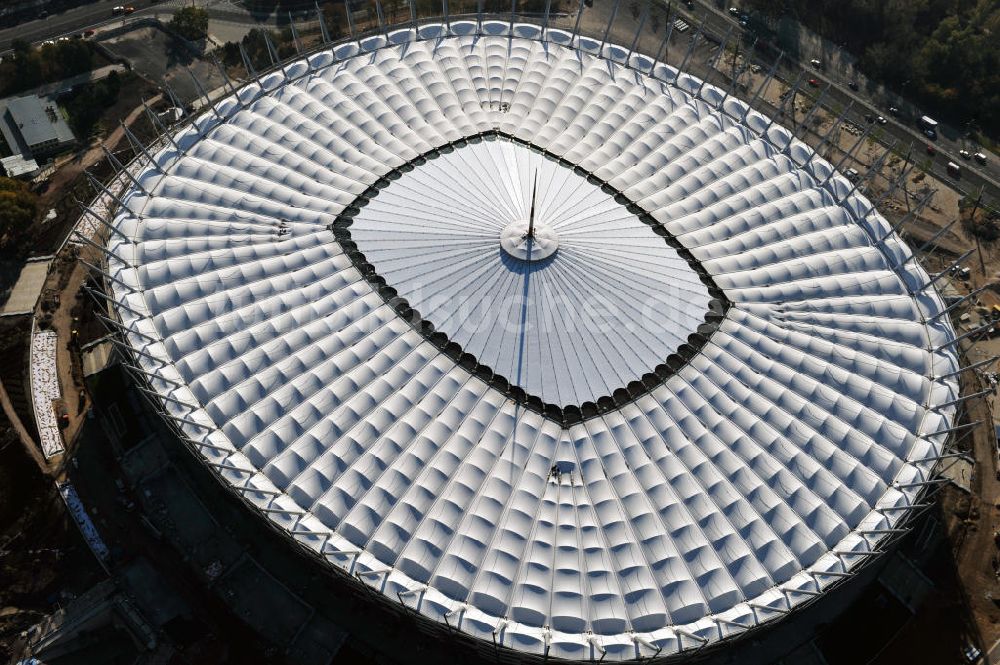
[0,93,75,177]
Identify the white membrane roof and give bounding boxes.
[100,22,960,661]
[349,139,712,404]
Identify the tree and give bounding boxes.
[752,0,786,20]
[169,7,209,41]
[230,27,299,71]
[0,40,96,97]
[0,178,38,249]
[62,71,123,139]
[742,0,1000,137]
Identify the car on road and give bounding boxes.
[947,161,961,177]
[959,149,971,160]
[848,80,859,91]
[809,58,822,69]
[874,115,887,125]
[83,29,95,37]
[112,5,125,13]
[974,152,987,164]
[808,78,819,87]
[124,5,135,13]
[888,106,899,116]
[926,144,936,156]
[729,7,741,16]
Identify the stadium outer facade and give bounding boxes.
[81,15,963,663]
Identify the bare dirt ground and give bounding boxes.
[41,252,96,456]
[0,86,157,657]
[0,317,103,660]
[101,25,225,105]
[939,368,1000,658]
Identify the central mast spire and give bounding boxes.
[526,168,538,239]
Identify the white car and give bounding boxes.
[974,152,987,164]
[112,5,125,14]
[959,149,971,160]
[810,58,821,68]
[876,115,887,125]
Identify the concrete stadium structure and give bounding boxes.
[88,19,963,662]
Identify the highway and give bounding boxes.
[0,1,163,50]
[684,0,1000,207]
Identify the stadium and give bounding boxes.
[85,15,962,663]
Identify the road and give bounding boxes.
[0,0,163,50]
[687,1,1000,207]
[0,0,315,52]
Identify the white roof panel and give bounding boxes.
[96,22,959,660]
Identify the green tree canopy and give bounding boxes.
[0,40,96,97]
[744,0,1000,137]
[0,177,38,248]
[62,71,123,139]
[169,7,210,41]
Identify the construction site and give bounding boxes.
[1,2,1000,664]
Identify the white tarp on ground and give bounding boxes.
[95,23,960,660]
[29,329,64,458]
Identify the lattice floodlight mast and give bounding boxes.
[317,2,331,44]
[79,15,967,663]
[141,100,175,151]
[695,23,732,99]
[743,50,782,123]
[654,4,674,68]
[627,1,650,62]
[791,84,835,149]
[835,139,896,207]
[677,13,707,79]
[931,285,989,324]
